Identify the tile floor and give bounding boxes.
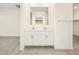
[0,35,79,55]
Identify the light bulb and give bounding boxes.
[74,6,77,9]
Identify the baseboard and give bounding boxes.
[0,36,20,38]
[55,48,73,51]
[55,49,74,51]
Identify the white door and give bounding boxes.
[55,3,73,49]
[55,21,73,49]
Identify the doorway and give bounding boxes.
[73,3,79,50]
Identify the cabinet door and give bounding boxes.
[44,32,54,46]
[39,32,46,46]
[55,22,73,49]
[32,32,40,46]
[24,32,33,46]
[25,32,40,46]
[55,3,73,20]
[40,32,54,46]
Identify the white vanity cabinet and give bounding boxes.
[20,3,73,50]
[20,4,55,50]
[24,31,54,46]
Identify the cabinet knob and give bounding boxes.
[44,27,47,30]
[32,27,35,30]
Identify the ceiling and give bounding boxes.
[0,3,78,9]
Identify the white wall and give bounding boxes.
[0,7,20,36]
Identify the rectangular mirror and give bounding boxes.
[30,7,48,25]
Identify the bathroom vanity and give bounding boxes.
[20,3,73,50]
[20,4,55,50]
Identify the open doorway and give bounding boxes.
[73,3,79,49]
